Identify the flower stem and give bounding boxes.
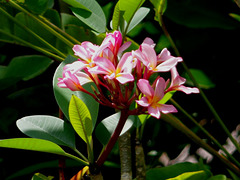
[8,0,74,48]
[170,98,240,168]
[0,29,64,62]
[158,12,240,154]
[0,6,66,58]
[161,114,240,176]
[96,109,129,168]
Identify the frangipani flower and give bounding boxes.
[136,78,177,119]
[166,67,199,94]
[133,39,181,73]
[57,71,92,91]
[57,61,92,91]
[89,52,134,84]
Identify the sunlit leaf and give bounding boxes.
[119,0,145,23]
[31,173,54,180]
[167,170,206,180]
[0,138,88,165]
[16,115,76,148]
[63,0,106,33]
[69,95,92,144]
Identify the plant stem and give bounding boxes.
[96,109,129,168]
[161,114,240,176]
[0,6,66,58]
[8,0,74,48]
[0,29,64,61]
[158,13,240,154]
[170,98,240,168]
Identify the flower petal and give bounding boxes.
[136,97,150,107]
[177,86,200,94]
[158,104,178,114]
[137,79,154,98]
[154,77,166,101]
[116,73,134,84]
[141,43,157,69]
[148,106,161,119]
[155,57,179,72]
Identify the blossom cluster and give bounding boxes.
[58,31,199,119]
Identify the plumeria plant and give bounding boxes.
[1,0,240,179]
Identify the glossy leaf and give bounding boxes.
[16,115,76,148]
[69,95,92,144]
[166,170,206,180]
[119,0,145,23]
[0,138,88,165]
[95,112,136,145]
[126,7,150,33]
[208,175,227,180]
[146,162,210,180]
[183,69,215,89]
[63,0,106,33]
[53,55,99,126]
[111,2,124,31]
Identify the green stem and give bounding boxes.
[158,12,240,154]
[73,148,89,162]
[38,15,81,45]
[0,6,66,58]
[170,98,240,168]
[8,0,74,48]
[0,29,64,62]
[161,114,240,176]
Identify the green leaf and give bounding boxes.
[183,69,215,89]
[63,0,106,33]
[4,55,53,81]
[24,0,49,15]
[95,112,136,145]
[69,95,92,144]
[0,138,88,165]
[126,7,150,33]
[146,162,210,180]
[229,13,240,23]
[159,91,176,104]
[207,175,227,180]
[167,170,206,180]
[53,55,99,127]
[16,115,76,148]
[119,0,145,23]
[112,2,124,31]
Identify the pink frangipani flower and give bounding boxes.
[133,39,181,73]
[57,71,92,91]
[136,78,177,119]
[89,52,134,84]
[166,67,200,94]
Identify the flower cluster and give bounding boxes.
[58,31,199,119]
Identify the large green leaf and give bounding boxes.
[119,0,145,23]
[4,55,53,81]
[95,112,136,145]
[16,115,76,148]
[53,55,99,127]
[146,162,210,180]
[69,95,92,144]
[63,0,106,33]
[0,138,88,165]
